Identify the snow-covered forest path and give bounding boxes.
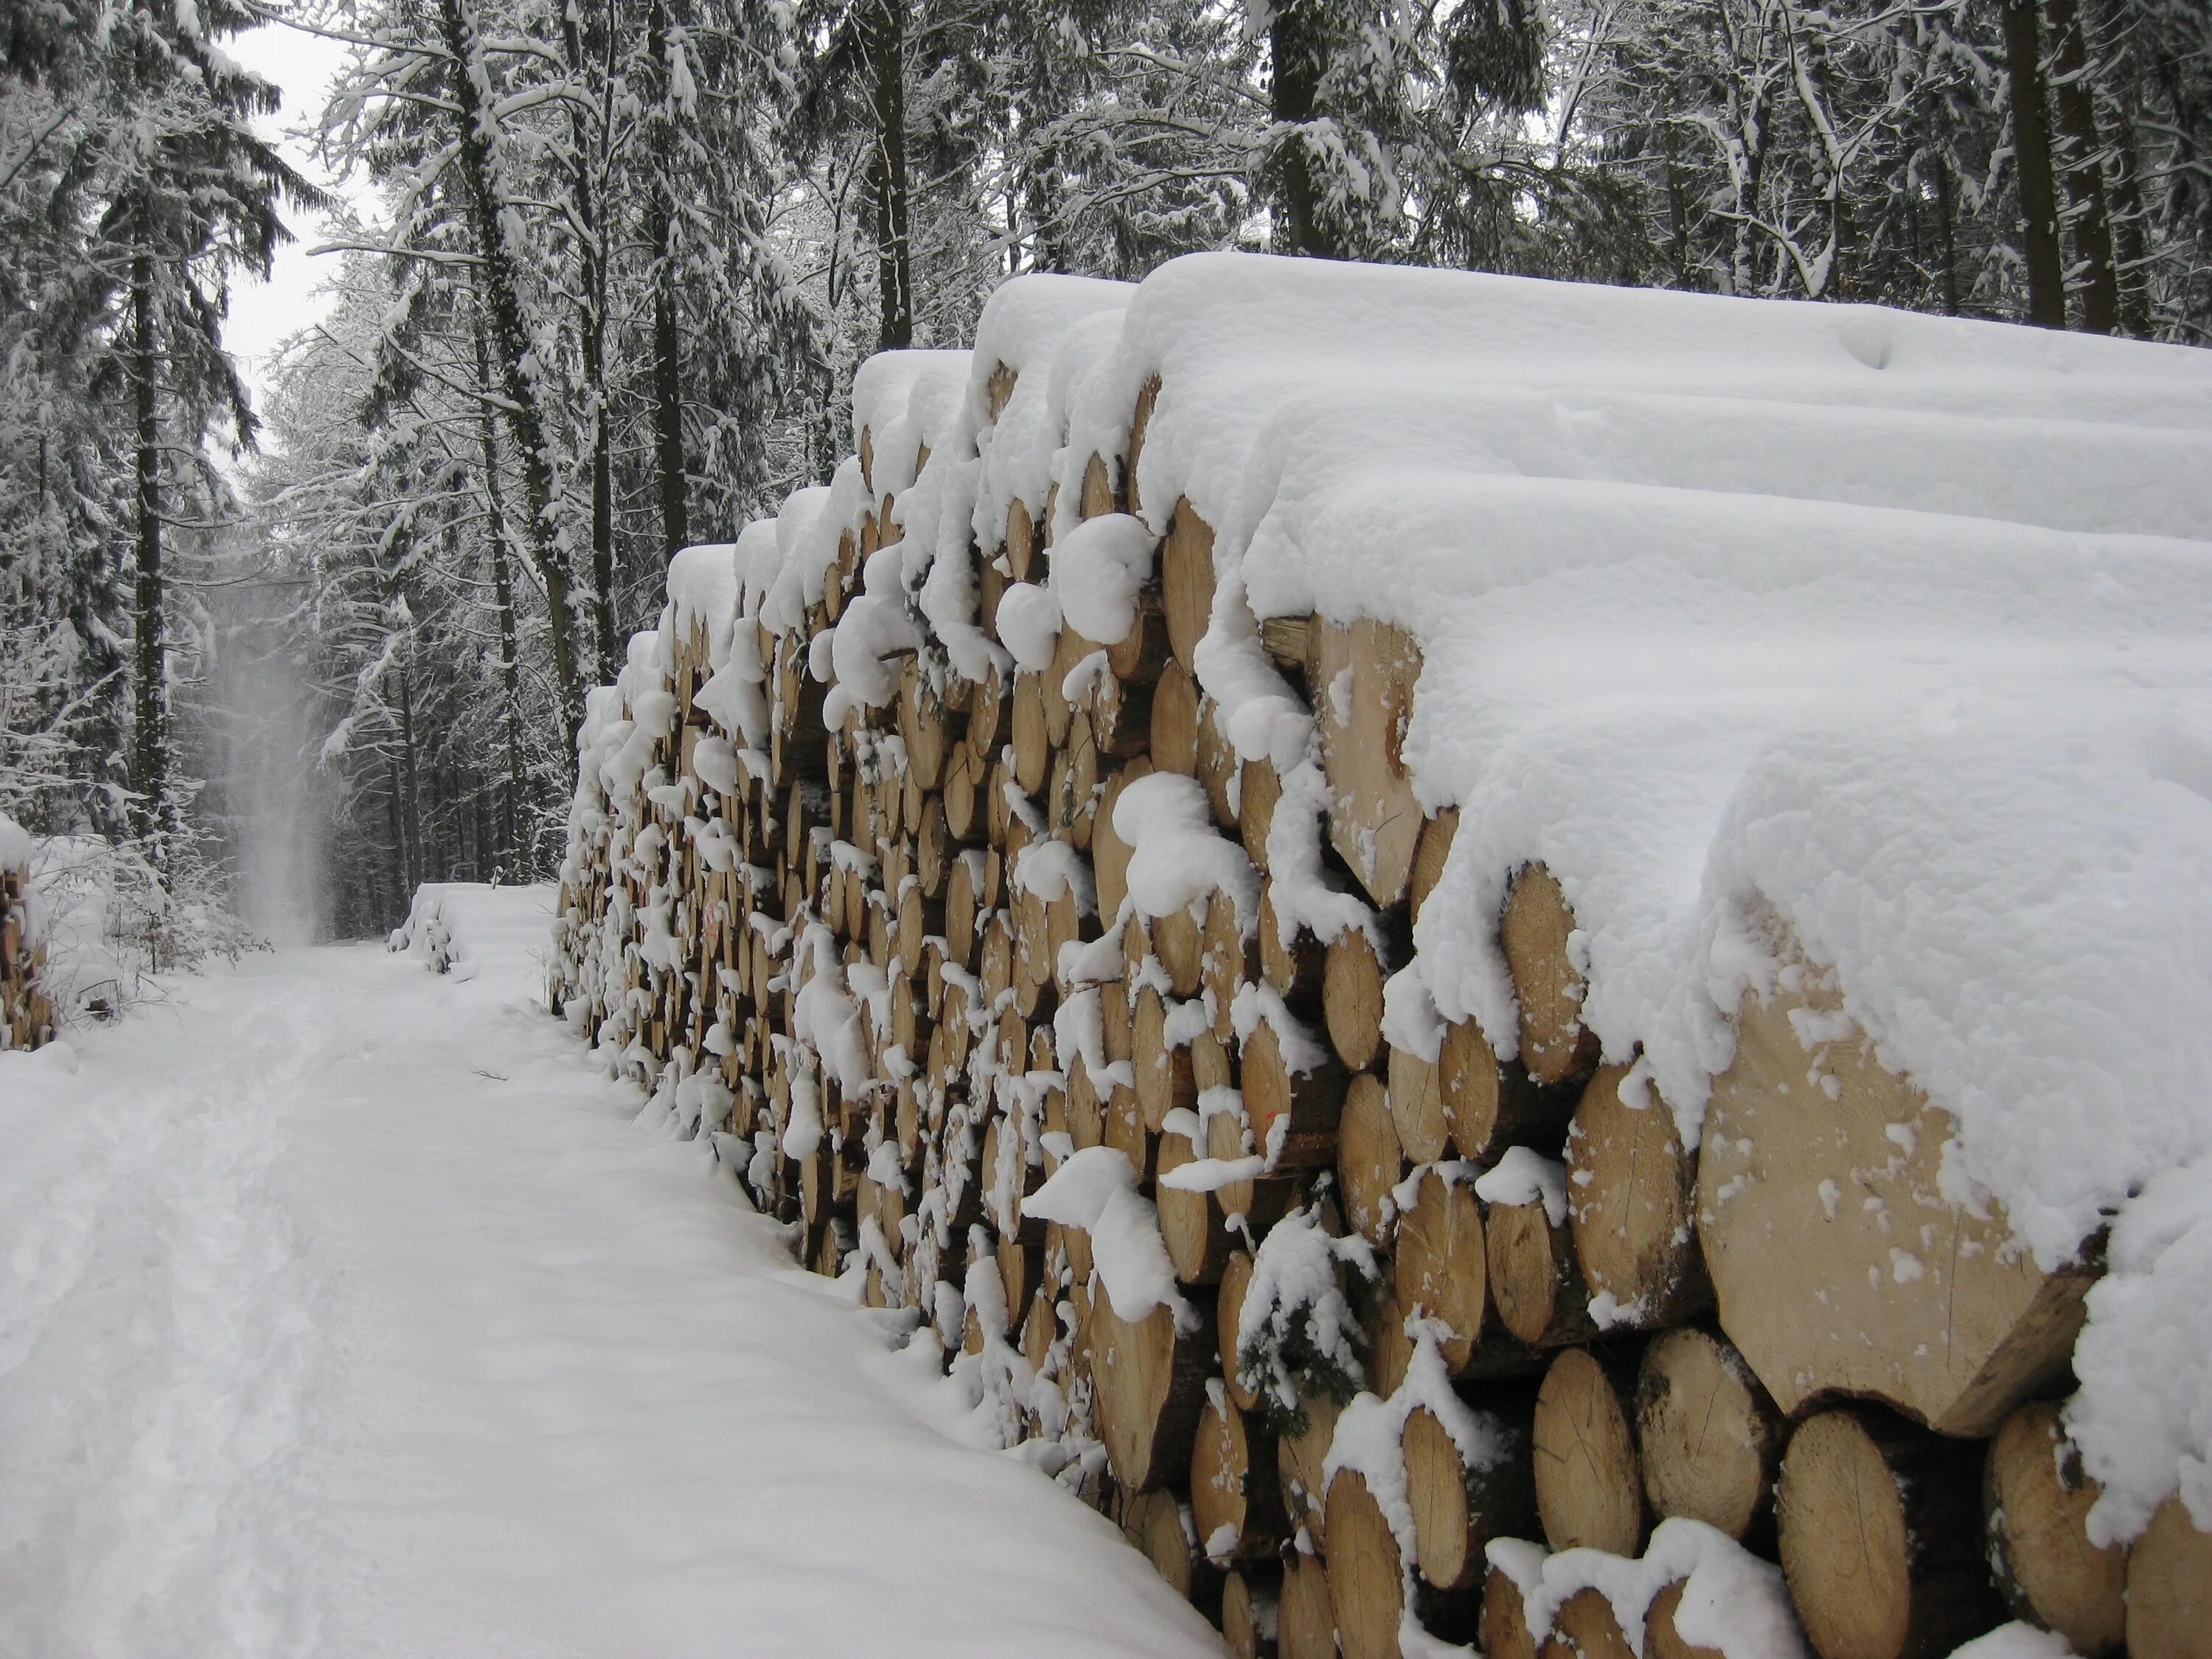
[0,891,1222,1658]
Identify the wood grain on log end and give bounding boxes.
[1632,1326,1782,1547]
[1279,1549,1337,1659]
[1393,1166,1488,1372]
[1403,1399,1536,1592]
[1565,1062,1708,1330]
[1532,1347,1644,1557]
[1697,965,2094,1438]
[1092,1290,1216,1494]
[1983,1399,2124,1655]
[1540,1587,1635,1659]
[1326,1467,1406,1659]
[1499,863,1600,1089]
[1338,1074,1405,1248]
[1777,1407,2001,1659]
[1313,614,1425,909]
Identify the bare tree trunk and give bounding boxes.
[397,661,422,892]
[2085,0,2154,335]
[2044,0,2121,332]
[384,759,408,915]
[1269,0,1340,259]
[1662,125,1691,288]
[473,318,529,874]
[650,234,689,557]
[645,0,691,561]
[867,0,913,349]
[128,253,169,859]
[561,7,619,681]
[1935,148,1962,314]
[2003,0,2068,326]
[437,0,582,737]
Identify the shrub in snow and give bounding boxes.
[1236,1202,1377,1437]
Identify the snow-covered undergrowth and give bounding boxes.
[0,887,1220,1655]
[1,823,257,1037]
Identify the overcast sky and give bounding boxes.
[224,19,374,423]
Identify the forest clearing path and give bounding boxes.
[0,889,1218,1658]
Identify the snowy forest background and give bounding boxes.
[2,0,2208,955]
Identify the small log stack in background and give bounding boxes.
[547,267,2211,1659]
[0,844,52,1051]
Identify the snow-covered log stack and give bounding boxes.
[0,814,52,1051]
[549,254,2212,1659]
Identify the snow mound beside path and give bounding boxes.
[388,882,553,983]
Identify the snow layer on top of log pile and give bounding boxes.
[0,812,30,872]
[664,540,740,656]
[969,276,1133,555]
[852,349,970,499]
[1062,252,2212,543]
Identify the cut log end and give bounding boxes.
[2126,1493,2212,1659]
[1531,1347,1643,1557]
[1326,1467,1407,1659]
[1499,864,1599,1090]
[1403,1400,1535,1593]
[1983,1400,2124,1656]
[1777,1407,2001,1659]
[1632,1326,1782,1547]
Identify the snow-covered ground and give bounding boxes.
[0,886,1221,1658]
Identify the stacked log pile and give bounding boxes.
[1,824,52,1051]
[549,265,2212,1659]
